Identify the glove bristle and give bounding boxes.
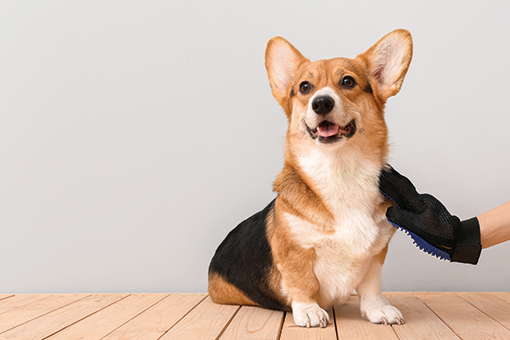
[388,220,451,261]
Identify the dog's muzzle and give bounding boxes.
[306,94,357,144]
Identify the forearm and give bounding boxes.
[478,201,510,249]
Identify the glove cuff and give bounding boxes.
[450,217,482,264]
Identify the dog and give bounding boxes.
[208,29,412,327]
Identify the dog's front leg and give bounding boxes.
[356,247,404,325]
[277,248,329,328]
[291,299,329,328]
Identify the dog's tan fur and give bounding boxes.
[208,273,258,306]
[209,29,412,327]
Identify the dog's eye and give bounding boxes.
[299,81,314,94]
[341,76,356,89]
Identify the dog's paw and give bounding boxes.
[361,304,404,325]
[292,303,330,328]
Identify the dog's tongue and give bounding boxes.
[318,122,339,138]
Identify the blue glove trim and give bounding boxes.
[387,219,452,261]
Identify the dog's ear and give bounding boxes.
[360,29,413,100]
[265,37,309,103]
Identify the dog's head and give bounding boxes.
[265,30,412,155]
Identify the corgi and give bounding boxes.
[208,29,413,327]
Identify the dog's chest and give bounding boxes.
[285,206,390,303]
[289,153,391,306]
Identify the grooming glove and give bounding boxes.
[379,165,482,264]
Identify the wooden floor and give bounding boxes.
[0,293,510,339]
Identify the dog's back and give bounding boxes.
[208,199,289,311]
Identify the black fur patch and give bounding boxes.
[209,199,288,311]
[290,88,295,98]
[364,81,373,94]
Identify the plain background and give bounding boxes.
[1,1,509,294]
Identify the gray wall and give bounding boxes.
[1,1,509,294]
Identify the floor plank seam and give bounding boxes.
[38,294,131,340]
[0,294,93,336]
[97,293,171,340]
[390,324,404,340]
[454,293,510,333]
[414,294,463,340]
[276,311,286,340]
[490,292,510,305]
[332,306,339,340]
[0,295,48,317]
[214,305,241,340]
[386,322,400,339]
[156,293,210,340]
[0,295,14,302]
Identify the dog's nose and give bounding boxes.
[312,95,335,115]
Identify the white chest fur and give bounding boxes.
[285,150,393,308]
[284,211,391,308]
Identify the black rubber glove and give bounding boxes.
[379,165,482,264]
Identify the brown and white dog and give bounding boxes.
[208,29,413,327]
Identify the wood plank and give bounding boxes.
[456,293,510,331]
[0,295,49,315]
[0,292,507,339]
[160,297,239,340]
[417,293,510,340]
[0,294,128,340]
[334,295,399,340]
[384,293,460,340]
[102,293,207,340]
[0,294,89,334]
[46,293,168,340]
[491,292,510,305]
[0,296,13,302]
[280,309,335,340]
[219,305,284,340]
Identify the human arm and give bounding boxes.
[478,200,510,249]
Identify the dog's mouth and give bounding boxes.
[306,120,357,144]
